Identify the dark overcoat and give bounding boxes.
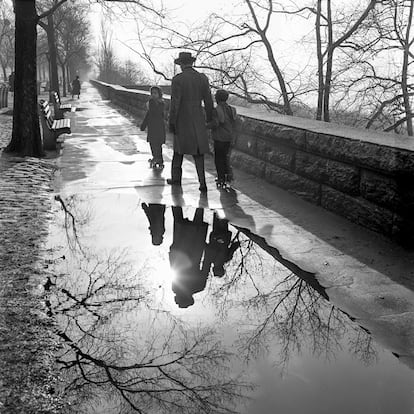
[169,207,208,304]
[71,79,81,95]
[169,67,213,155]
[141,99,166,145]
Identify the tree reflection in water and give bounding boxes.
[49,196,380,413]
[49,195,251,414]
[212,228,378,370]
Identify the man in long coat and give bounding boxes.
[168,52,213,192]
[169,207,209,308]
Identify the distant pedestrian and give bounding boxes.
[168,52,213,193]
[207,89,238,188]
[8,71,14,92]
[71,76,80,99]
[140,86,166,169]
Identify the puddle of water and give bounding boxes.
[45,193,414,414]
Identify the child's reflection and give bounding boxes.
[141,203,166,246]
[201,213,240,278]
[169,207,208,308]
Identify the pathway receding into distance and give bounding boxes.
[46,83,414,413]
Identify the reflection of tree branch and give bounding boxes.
[56,324,248,413]
[207,228,378,371]
[235,226,329,300]
[55,194,76,228]
[54,194,90,255]
[48,200,251,413]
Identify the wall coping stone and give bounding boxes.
[235,108,414,152]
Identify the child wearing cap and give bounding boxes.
[140,86,166,169]
[207,89,238,188]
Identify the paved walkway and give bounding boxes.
[54,83,414,368]
[2,84,414,412]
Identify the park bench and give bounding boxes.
[0,86,8,109]
[39,99,71,150]
[51,90,75,119]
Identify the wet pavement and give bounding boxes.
[0,98,63,413]
[46,84,414,413]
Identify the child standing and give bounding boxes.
[207,89,237,188]
[140,86,166,169]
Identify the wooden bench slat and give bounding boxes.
[52,119,71,129]
[52,91,73,113]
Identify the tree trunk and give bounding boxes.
[5,0,43,157]
[401,0,413,136]
[262,37,293,115]
[46,14,59,98]
[61,63,66,97]
[0,61,7,81]
[66,64,71,93]
[315,0,324,120]
[323,0,333,122]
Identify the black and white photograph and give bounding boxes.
[0,0,414,413]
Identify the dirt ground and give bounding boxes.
[0,108,65,413]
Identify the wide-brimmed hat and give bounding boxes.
[174,52,196,65]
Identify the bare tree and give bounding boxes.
[54,2,91,96]
[135,0,297,114]
[6,0,44,156]
[277,0,378,121]
[6,0,164,157]
[324,0,414,135]
[96,22,119,83]
[364,0,414,135]
[0,2,14,81]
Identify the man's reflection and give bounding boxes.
[202,213,240,278]
[169,207,208,308]
[141,203,166,245]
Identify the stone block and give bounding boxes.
[392,214,414,249]
[231,150,265,178]
[321,186,394,235]
[264,124,306,148]
[256,140,295,169]
[295,151,327,181]
[394,170,414,215]
[234,133,257,157]
[306,133,414,173]
[325,159,360,195]
[360,170,401,210]
[264,164,321,204]
[239,117,306,148]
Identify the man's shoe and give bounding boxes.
[167,178,181,186]
[199,183,207,193]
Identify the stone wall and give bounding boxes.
[90,80,414,248]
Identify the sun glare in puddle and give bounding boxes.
[150,257,178,286]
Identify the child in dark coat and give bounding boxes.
[140,86,166,169]
[201,213,240,278]
[207,89,237,188]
